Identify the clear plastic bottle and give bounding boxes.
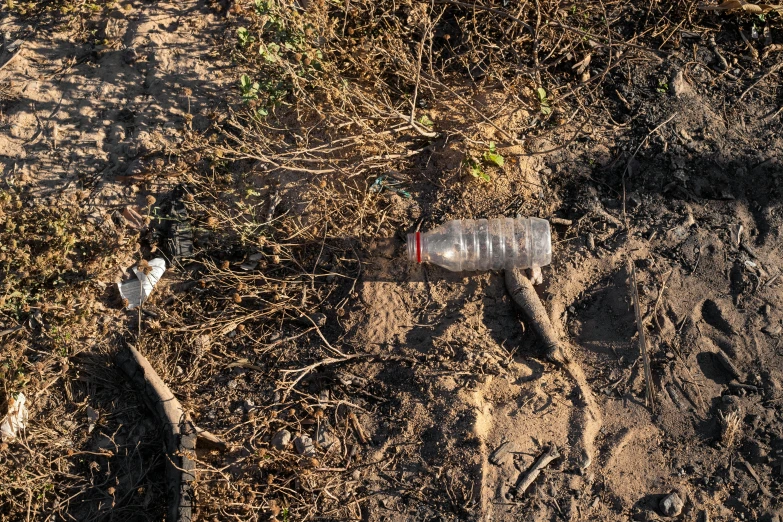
[407,217,551,272]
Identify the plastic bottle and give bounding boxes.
[407,217,551,272]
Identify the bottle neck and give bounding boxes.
[406,232,421,263]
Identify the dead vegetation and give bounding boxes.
[2,0,783,520]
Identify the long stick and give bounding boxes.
[629,260,655,410]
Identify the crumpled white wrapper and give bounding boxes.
[118,258,166,310]
[1,392,29,441]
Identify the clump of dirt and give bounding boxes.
[2,0,783,521]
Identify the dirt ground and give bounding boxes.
[1,0,783,521]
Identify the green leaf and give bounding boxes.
[536,87,547,102]
[418,114,434,127]
[483,151,505,167]
[465,159,491,182]
[260,43,280,62]
[240,74,251,88]
[540,105,552,115]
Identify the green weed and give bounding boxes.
[464,158,490,182]
[237,27,255,48]
[536,88,552,115]
[240,74,260,101]
[483,141,504,167]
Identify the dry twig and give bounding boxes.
[513,445,560,496]
[628,260,656,410]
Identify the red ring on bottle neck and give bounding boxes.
[416,232,421,263]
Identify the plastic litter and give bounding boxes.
[408,217,551,272]
[86,406,99,434]
[1,392,28,441]
[369,175,411,199]
[165,200,194,259]
[118,258,166,310]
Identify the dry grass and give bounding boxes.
[718,409,743,449]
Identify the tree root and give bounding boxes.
[505,267,602,472]
[117,345,228,521]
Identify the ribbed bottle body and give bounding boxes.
[408,217,551,272]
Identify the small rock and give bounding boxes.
[489,441,514,466]
[271,429,291,450]
[316,423,341,454]
[294,435,316,456]
[527,266,543,285]
[351,469,361,480]
[671,69,693,97]
[659,492,684,517]
[713,350,742,380]
[86,406,99,434]
[730,224,743,247]
[297,313,326,327]
[762,323,782,336]
[122,47,138,64]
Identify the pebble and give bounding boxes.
[762,323,782,336]
[659,492,684,517]
[713,350,742,380]
[294,434,316,456]
[316,423,340,454]
[271,429,291,450]
[297,313,327,327]
[122,47,138,64]
[671,69,693,97]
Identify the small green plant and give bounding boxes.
[536,87,552,115]
[281,507,290,522]
[418,114,434,128]
[259,42,281,63]
[483,141,504,167]
[656,78,668,93]
[464,158,490,182]
[237,27,255,48]
[240,74,260,101]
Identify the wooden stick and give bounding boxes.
[505,268,568,365]
[117,345,196,522]
[739,458,772,497]
[348,412,368,444]
[514,445,560,497]
[0,326,23,338]
[629,260,656,410]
